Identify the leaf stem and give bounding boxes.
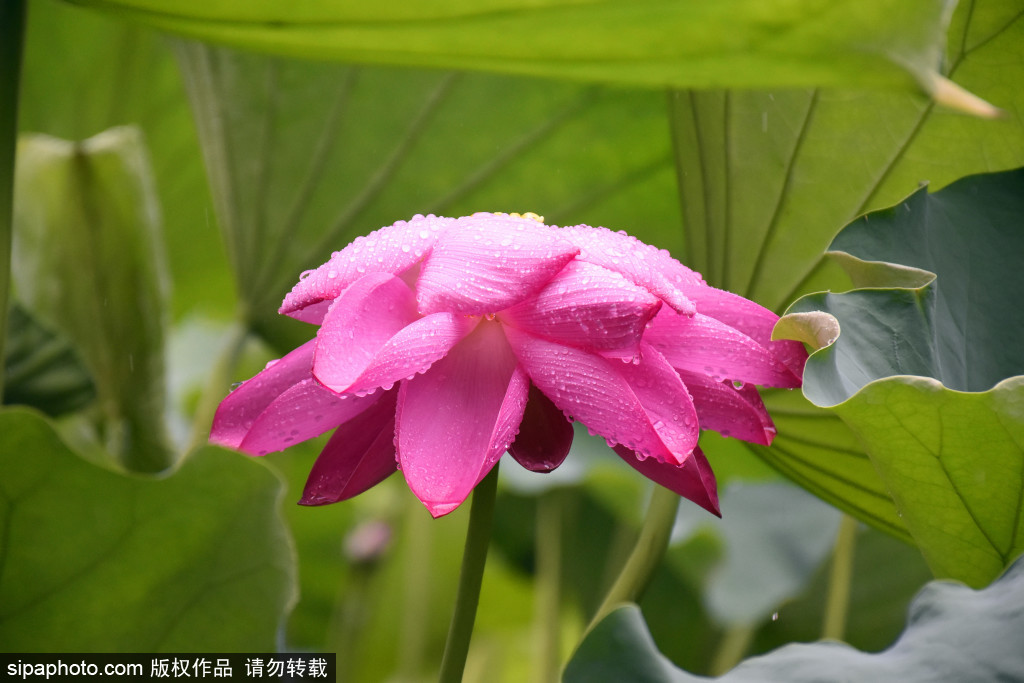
[586,485,680,634]
[399,494,434,679]
[534,489,564,683]
[709,624,756,675]
[0,0,27,400]
[821,514,858,641]
[438,462,500,683]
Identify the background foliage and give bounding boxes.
[2,0,1022,679]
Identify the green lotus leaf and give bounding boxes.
[0,407,296,651]
[670,1,1024,548]
[169,41,691,350]
[565,554,1024,682]
[779,167,1024,587]
[68,0,960,97]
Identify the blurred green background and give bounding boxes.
[2,0,1023,680]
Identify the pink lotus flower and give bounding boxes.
[211,213,806,518]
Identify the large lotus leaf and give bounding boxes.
[776,167,1024,588]
[68,0,959,96]
[170,41,688,347]
[564,554,1024,683]
[668,0,1024,543]
[12,127,173,472]
[821,167,1024,396]
[0,407,296,651]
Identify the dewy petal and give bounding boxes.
[396,320,529,517]
[676,369,776,446]
[501,260,662,359]
[280,214,455,323]
[300,389,398,506]
[614,445,721,516]
[239,379,381,456]
[616,343,701,461]
[505,329,699,466]
[344,313,480,396]
[210,338,316,449]
[416,214,579,315]
[645,309,800,387]
[559,224,701,315]
[676,282,808,382]
[312,272,419,393]
[508,383,574,473]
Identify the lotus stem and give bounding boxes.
[438,463,500,683]
[822,514,858,641]
[709,624,756,675]
[534,489,564,683]
[586,485,680,633]
[399,494,433,678]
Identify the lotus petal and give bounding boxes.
[508,383,574,473]
[560,223,701,315]
[416,214,578,315]
[506,329,698,466]
[238,379,381,456]
[646,309,800,387]
[280,214,454,323]
[300,389,399,505]
[344,312,479,396]
[211,338,316,449]
[313,272,419,393]
[396,320,529,517]
[679,282,807,381]
[677,369,776,446]
[502,260,661,359]
[614,444,721,516]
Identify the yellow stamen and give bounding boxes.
[506,211,545,223]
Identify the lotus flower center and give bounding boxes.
[503,211,545,223]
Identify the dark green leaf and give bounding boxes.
[0,407,296,651]
[3,303,95,415]
[826,167,1024,396]
[779,168,1024,587]
[566,555,1024,682]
